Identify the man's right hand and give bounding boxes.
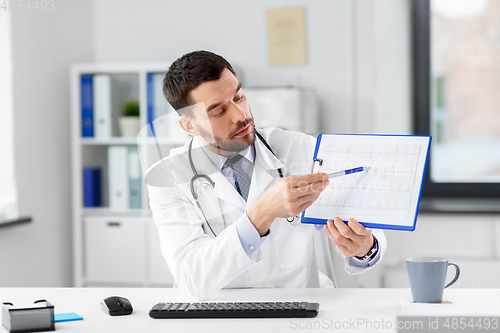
[247,173,330,236]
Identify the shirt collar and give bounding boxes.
[197,136,255,172]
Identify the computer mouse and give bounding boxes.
[100,296,133,316]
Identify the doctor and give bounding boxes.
[146,50,386,300]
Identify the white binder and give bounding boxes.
[108,146,129,210]
[128,146,142,209]
[93,75,112,138]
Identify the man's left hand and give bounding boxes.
[323,217,374,258]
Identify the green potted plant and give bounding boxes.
[119,99,140,137]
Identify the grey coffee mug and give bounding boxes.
[406,257,460,303]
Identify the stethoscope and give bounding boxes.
[188,130,299,237]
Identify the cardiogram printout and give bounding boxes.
[301,134,431,231]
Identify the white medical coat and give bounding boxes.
[146,127,387,300]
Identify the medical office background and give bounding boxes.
[1,0,499,289]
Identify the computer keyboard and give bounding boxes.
[149,301,319,319]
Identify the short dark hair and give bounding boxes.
[163,50,236,115]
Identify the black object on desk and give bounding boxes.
[149,301,319,318]
[2,299,54,333]
[100,296,133,316]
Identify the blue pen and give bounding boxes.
[328,166,370,178]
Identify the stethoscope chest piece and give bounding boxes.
[286,215,302,226]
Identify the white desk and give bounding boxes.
[1,288,499,332]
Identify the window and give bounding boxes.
[413,0,500,202]
[0,11,19,223]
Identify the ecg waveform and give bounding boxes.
[322,143,421,157]
[309,143,422,219]
[316,197,410,211]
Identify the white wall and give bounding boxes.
[0,1,94,286]
[0,10,18,220]
[354,0,412,135]
[92,0,356,133]
[3,0,499,288]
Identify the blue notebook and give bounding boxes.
[54,312,83,322]
[301,134,431,231]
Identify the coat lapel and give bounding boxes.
[246,132,285,206]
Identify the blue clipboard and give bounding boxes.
[300,133,431,231]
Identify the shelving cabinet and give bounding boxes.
[70,63,187,287]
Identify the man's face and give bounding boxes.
[187,68,255,154]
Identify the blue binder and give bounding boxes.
[147,73,155,137]
[300,133,432,231]
[81,75,94,137]
[83,167,101,207]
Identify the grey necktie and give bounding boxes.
[223,154,251,201]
